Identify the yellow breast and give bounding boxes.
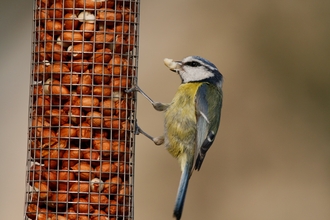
[164,83,202,159]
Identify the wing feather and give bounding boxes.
[194,83,222,171]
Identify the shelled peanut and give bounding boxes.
[27,159,132,218]
[27,0,138,219]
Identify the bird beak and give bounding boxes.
[164,58,182,72]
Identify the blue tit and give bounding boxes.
[127,56,223,220]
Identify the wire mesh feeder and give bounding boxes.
[25,0,139,219]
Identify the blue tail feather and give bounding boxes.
[173,164,191,220]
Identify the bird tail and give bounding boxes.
[173,162,191,220]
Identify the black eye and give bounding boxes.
[186,61,201,67]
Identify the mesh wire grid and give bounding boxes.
[25,0,139,219]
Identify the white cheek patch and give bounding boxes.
[180,66,213,83]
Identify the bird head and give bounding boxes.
[164,56,223,89]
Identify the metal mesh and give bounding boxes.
[25,0,139,219]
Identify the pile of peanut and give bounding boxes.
[26,0,138,219]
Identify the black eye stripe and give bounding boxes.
[185,61,201,67]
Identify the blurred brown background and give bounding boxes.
[0,0,329,219]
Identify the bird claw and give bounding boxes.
[125,84,140,93]
[134,124,142,135]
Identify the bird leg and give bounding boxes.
[135,123,164,145]
[126,85,166,145]
[126,85,169,111]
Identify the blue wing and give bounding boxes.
[194,83,222,171]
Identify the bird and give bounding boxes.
[126,56,223,220]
